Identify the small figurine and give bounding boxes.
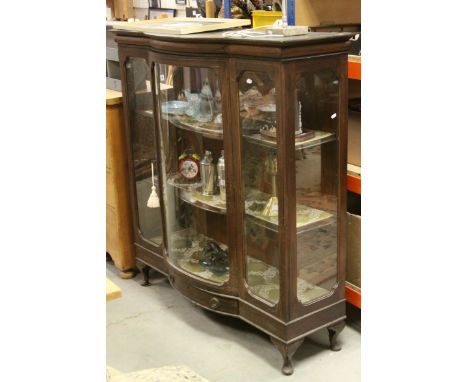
[261,153,278,218]
[199,240,229,275]
[197,78,214,122]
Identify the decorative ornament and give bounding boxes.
[178,150,201,181]
[147,162,160,208]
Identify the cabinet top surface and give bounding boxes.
[113,29,352,48]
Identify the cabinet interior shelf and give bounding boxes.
[168,174,227,215]
[162,113,223,140]
[136,109,154,118]
[170,228,229,284]
[246,256,330,305]
[168,176,334,234]
[245,189,334,234]
[243,130,336,150]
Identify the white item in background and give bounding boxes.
[281,0,288,27]
[266,24,309,36]
[147,162,160,208]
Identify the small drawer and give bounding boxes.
[172,276,238,315]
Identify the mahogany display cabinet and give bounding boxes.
[115,28,352,375]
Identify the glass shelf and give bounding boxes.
[136,109,153,118]
[162,113,223,140]
[169,228,229,284]
[246,256,328,305]
[167,173,227,214]
[243,130,336,150]
[244,189,334,234]
[167,175,334,231]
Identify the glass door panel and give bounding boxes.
[239,69,280,305]
[156,64,229,284]
[125,57,163,245]
[294,68,340,304]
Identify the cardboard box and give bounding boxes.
[348,109,361,167]
[295,0,360,27]
[346,212,361,288]
[113,0,134,21]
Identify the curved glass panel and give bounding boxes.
[239,69,280,305]
[295,68,339,304]
[125,57,163,245]
[156,64,229,284]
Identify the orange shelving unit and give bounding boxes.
[345,283,361,309]
[347,173,361,195]
[348,55,361,80]
[347,56,361,309]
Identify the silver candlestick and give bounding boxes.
[200,150,215,196]
[217,150,226,201]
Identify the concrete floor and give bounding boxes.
[106,262,360,382]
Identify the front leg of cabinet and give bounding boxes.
[270,337,304,376]
[141,265,151,287]
[327,320,346,351]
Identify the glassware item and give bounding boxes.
[242,85,264,133]
[268,87,276,104]
[243,86,263,117]
[295,101,303,135]
[214,80,222,113]
[239,90,245,111]
[217,150,226,201]
[200,150,215,196]
[197,78,214,122]
[214,113,223,125]
[185,91,200,118]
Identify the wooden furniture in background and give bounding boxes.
[106,89,136,279]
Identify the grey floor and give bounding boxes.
[106,262,360,382]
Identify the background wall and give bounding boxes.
[133,0,196,18]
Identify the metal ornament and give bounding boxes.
[217,150,226,201]
[200,150,215,196]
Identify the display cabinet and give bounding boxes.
[116,29,351,375]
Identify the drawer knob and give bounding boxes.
[209,297,220,309]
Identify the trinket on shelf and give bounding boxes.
[261,153,278,217]
[217,150,226,201]
[200,150,215,196]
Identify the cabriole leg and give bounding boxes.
[327,320,346,351]
[270,337,304,375]
[141,265,151,287]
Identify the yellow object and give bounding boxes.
[205,0,215,18]
[252,10,282,28]
[106,278,122,301]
